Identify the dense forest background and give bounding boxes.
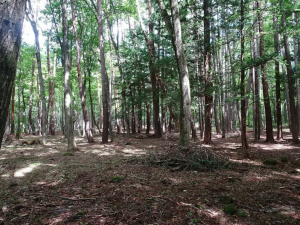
[2,0,300,149]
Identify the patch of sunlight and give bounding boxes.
[37,150,60,157]
[229,159,263,166]
[122,148,146,155]
[146,145,157,148]
[14,163,41,177]
[206,208,221,217]
[170,178,182,184]
[1,173,11,178]
[83,148,116,156]
[273,204,299,219]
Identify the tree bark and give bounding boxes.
[203,0,213,144]
[158,0,191,147]
[97,0,110,144]
[49,44,57,135]
[282,11,299,143]
[240,0,249,153]
[258,1,274,143]
[136,0,162,138]
[71,0,94,143]
[11,85,15,135]
[273,14,283,140]
[16,55,22,139]
[28,55,35,134]
[26,2,47,144]
[62,0,77,150]
[0,0,26,148]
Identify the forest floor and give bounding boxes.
[0,130,300,225]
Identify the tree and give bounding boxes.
[0,0,27,148]
[203,0,213,144]
[258,1,274,143]
[26,0,47,145]
[62,0,77,150]
[157,0,191,147]
[97,0,110,144]
[136,0,162,138]
[71,0,94,143]
[240,0,249,154]
[282,7,299,143]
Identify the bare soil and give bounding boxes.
[0,130,300,225]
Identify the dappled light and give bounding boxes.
[14,163,41,177]
[0,132,300,224]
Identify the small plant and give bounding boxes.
[237,210,249,217]
[281,157,288,163]
[219,196,234,204]
[194,204,203,209]
[63,152,74,156]
[263,158,279,166]
[110,176,123,183]
[223,205,238,215]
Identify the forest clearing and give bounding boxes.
[1,0,300,224]
[0,130,300,225]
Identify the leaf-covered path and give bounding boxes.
[1,132,300,224]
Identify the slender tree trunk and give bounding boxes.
[158,0,191,146]
[97,77,103,130]
[62,0,77,150]
[97,0,110,144]
[28,55,35,134]
[282,11,299,143]
[240,0,249,153]
[294,13,300,135]
[0,0,26,148]
[26,5,47,145]
[253,2,261,140]
[16,55,22,140]
[11,85,15,135]
[274,14,283,140]
[136,0,162,138]
[203,0,213,144]
[71,0,94,143]
[258,1,274,143]
[49,44,57,135]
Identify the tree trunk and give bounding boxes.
[49,44,57,135]
[274,14,283,140]
[27,54,35,134]
[203,0,213,144]
[136,0,162,138]
[26,5,47,145]
[97,0,110,144]
[240,0,249,153]
[258,1,274,143]
[282,11,299,143]
[0,0,26,148]
[11,85,15,135]
[294,13,300,135]
[62,0,77,150]
[71,0,94,143]
[16,55,22,140]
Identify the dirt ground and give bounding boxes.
[0,130,300,225]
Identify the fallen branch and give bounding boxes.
[60,197,96,201]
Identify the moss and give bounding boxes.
[110,176,123,183]
[219,196,234,204]
[63,152,74,156]
[223,205,238,215]
[281,157,288,163]
[263,158,279,166]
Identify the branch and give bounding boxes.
[48,0,62,48]
[135,0,148,43]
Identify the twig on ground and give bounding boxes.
[60,197,96,201]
